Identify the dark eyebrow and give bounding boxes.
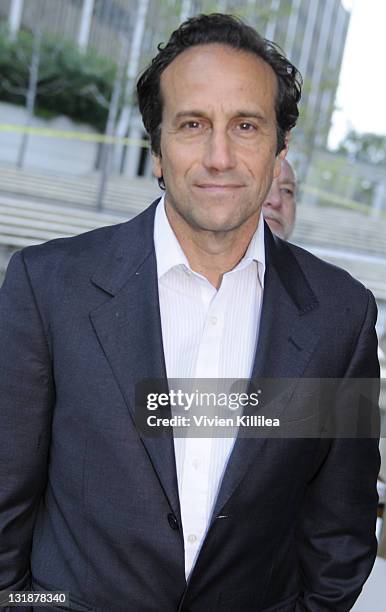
[174,110,207,119]
[174,110,268,123]
[234,111,268,123]
[173,111,207,125]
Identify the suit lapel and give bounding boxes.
[89,200,181,521]
[210,226,320,522]
[250,228,320,381]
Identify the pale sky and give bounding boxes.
[328,0,386,148]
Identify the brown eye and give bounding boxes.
[239,122,256,131]
[182,121,201,129]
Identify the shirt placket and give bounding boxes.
[180,278,225,578]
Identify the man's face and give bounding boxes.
[262,159,297,240]
[153,43,286,235]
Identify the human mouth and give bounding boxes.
[194,183,244,192]
[263,211,281,222]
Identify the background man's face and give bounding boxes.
[262,159,297,240]
[153,43,286,234]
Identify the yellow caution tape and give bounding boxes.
[302,184,369,212]
[0,123,150,147]
[302,184,385,217]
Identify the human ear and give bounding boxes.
[152,153,163,179]
[273,132,290,178]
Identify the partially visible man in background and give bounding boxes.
[263,158,297,240]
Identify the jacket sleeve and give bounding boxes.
[0,250,54,592]
[296,290,381,611]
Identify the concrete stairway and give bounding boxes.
[292,205,386,299]
[0,164,161,216]
[293,204,386,260]
[0,194,128,249]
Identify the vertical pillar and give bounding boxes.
[298,0,318,73]
[265,0,281,41]
[114,0,150,175]
[78,0,95,52]
[371,181,385,218]
[180,0,192,22]
[9,0,24,40]
[127,0,150,82]
[284,0,301,58]
[306,0,335,124]
[98,0,150,198]
[322,5,351,148]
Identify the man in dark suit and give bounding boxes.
[0,13,380,612]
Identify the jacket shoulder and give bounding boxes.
[17,199,159,278]
[21,221,125,268]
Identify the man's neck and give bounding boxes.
[165,200,260,289]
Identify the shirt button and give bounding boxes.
[192,458,200,469]
[210,316,218,325]
[167,513,179,530]
[187,534,197,543]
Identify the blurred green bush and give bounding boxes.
[0,26,118,131]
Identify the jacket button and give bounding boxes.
[168,513,179,530]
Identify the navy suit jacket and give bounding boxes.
[0,200,380,611]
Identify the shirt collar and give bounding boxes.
[154,195,191,279]
[153,195,265,287]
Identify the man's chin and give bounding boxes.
[189,213,257,234]
[192,221,243,234]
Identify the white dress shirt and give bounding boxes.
[154,196,265,579]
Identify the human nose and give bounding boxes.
[202,128,236,172]
[264,181,282,209]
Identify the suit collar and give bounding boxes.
[263,221,319,315]
[91,198,161,296]
[250,223,319,380]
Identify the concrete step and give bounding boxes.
[0,194,128,248]
[0,165,160,213]
[293,204,386,258]
[0,194,126,225]
[295,244,386,300]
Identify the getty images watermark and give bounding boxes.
[145,387,279,430]
[134,378,382,439]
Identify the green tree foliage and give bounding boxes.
[0,26,117,131]
[338,129,386,166]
